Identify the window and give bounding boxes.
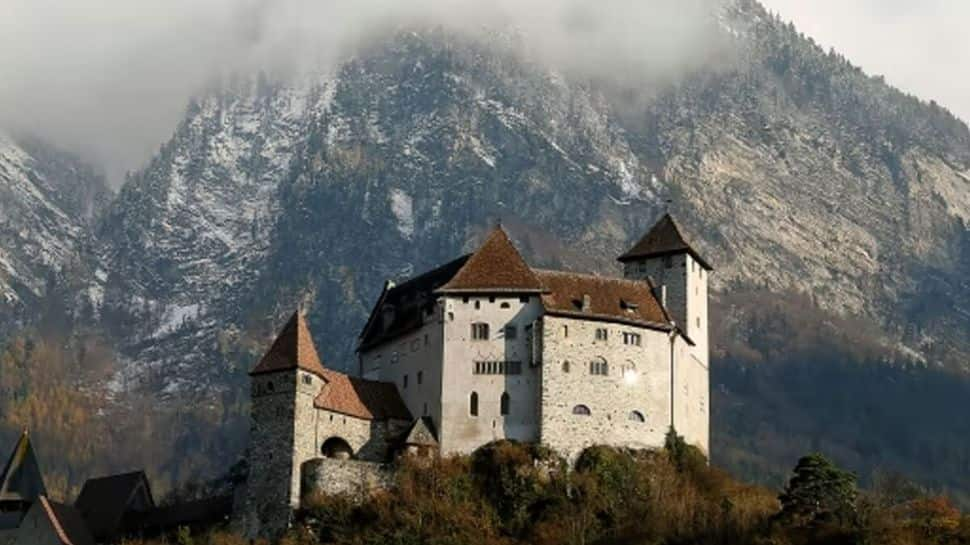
[463,296,469,304]
[489,296,496,303]
[519,296,529,303]
[500,302,510,309]
[266,381,275,392]
[302,375,312,385]
[403,374,408,388]
[500,392,510,415]
[595,328,608,341]
[469,392,479,416]
[589,358,609,376]
[417,371,423,385]
[629,410,645,423]
[563,325,568,337]
[572,405,591,416]
[623,332,642,346]
[473,361,522,375]
[448,312,454,321]
[504,325,517,339]
[696,317,701,328]
[663,255,672,268]
[471,322,490,340]
[562,360,570,373]
[474,301,481,310]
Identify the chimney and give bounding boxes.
[581,294,592,312]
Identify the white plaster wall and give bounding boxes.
[438,295,544,454]
[539,315,672,460]
[672,339,710,455]
[359,308,444,433]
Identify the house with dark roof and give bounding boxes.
[0,431,47,544]
[239,213,711,540]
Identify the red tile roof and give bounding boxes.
[315,370,412,421]
[618,213,712,269]
[39,496,95,545]
[534,269,672,329]
[250,311,327,377]
[438,227,545,293]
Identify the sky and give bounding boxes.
[761,0,970,124]
[0,1,968,186]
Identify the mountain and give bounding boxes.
[0,132,110,336]
[0,0,968,500]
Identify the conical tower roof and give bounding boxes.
[250,311,327,377]
[0,430,47,504]
[618,213,712,270]
[438,226,545,293]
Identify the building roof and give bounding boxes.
[74,471,154,541]
[38,496,95,545]
[438,227,546,293]
[534,270,672,330]
[0,430,47,505]
[250,311,328,377]
[315,369,412,421]
[401,417,438,447]
[618,213,712,270]
[358,255,470,350]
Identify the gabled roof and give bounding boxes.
[358,255,470,350]
[618,213,712,270]
[401,417,438,447]
[438,227,545,293]
[37,496,95,545]
[315,369,412,421]
[250,311,327,377]
[534,270,672,330]
[0,430,47,505]
[74,471,154,541]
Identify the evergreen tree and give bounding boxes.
[778,453,858,527]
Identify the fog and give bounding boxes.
[0,0,718,186]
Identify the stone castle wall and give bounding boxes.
[301,458,394,502]
[538,315,673,460]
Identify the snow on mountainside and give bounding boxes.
[97,74,336,392]
[0,133,109,332]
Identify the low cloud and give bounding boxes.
[0,0,721,185]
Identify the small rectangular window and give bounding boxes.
[403,374,408,388]
[417,371,423,385]
[595,328,608,341]
[519,296,529,303]
[471,323,490,340]
[563,325,569,338]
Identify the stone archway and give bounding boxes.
[321,437,353,459]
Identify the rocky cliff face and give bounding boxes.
[0,133,110,335]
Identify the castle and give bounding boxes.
[240,214,712,539]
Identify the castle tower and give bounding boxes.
[241,311,327,539]
[619,214,712,452]
[618,213,712,358]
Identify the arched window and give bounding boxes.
[469,392,479,417]
[572,404,591,416]
[629,410,645,423]
[589,358,608,376]
[321,437,353,459]
[500,392,510,415]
